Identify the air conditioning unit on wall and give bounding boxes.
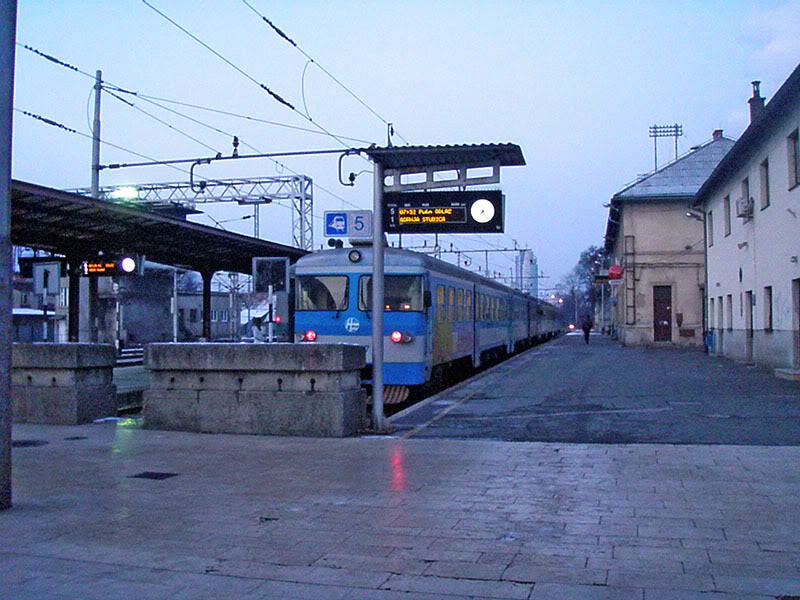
[735,196,754,219]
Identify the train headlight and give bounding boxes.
[303,330,317,342]
[348,249,362,263]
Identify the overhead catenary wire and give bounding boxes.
[105,89,221,155]
[19,42,374,146]
[140,0,361,152]
[15,108,213,181]
[240,0,410,145]
[19,41,368,212]
[114,90,374,145]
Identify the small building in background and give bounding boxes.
[604,131,735,346]
[694,65,800,378]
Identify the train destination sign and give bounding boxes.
[384,190,504,234]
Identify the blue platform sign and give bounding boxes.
[324,211,372,238]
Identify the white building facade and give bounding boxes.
[696,67,800,378]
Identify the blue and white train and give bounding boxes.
[293,246,563,403]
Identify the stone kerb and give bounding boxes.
[143,343,367,437]
[11,343,117,425]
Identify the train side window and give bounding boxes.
[465,291,472,321]
[448,287,455,322]
[358,275,424,311]
[457,289,464,322]
[436,285,445,322]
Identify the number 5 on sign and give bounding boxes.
[349,211,372,238]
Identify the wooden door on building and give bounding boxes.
[653,285,672,342]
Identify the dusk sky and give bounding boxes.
[10,1,800,292]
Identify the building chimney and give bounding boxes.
[712,129,723,140]
[748,81,765,123]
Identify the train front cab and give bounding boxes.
[294,267,430,403]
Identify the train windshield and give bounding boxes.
[296,276,349,311]
[358,275,424,311]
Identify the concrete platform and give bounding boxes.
[776,368,800,382]
[4,417,800,599]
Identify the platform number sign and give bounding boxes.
[324,210,372,238]
[252,257,289,293]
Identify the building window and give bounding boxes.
[707,211,714,247]
[723,196,731,236]
[210,310,217,322]
[221,310,229,322]
[726,294,733,331]
[789,129,800,189]
[178,308,185,322]
[709,298,715,330]
[717,296,723,330]
[763,286,773,331]
[59,287,68,308]
[741,178,750,219]
[189,308,198,323]
[760,158,770,209]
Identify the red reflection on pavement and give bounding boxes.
[391,446,406,492]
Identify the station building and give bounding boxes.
[695,64,800,377]
[604,131,734,346]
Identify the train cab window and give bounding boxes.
[358,275,425,311]
[457,289,464,322]
[296,275,349,311]
[448,287,455,322]
[465,291,473,321]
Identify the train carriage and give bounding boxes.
[293,246,562,403]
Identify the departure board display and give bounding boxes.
[384,190,503,234]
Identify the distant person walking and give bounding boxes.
[581,315,593,344]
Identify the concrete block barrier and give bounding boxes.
[11,343,117,425]
[143,343,367,437]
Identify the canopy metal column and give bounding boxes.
[0,0,17,511]
[361,143,525,430]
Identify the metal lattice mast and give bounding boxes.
[73,175,314,251]
[293,176,313,251]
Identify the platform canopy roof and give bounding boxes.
[359,143,526,169]
[10,180,307,274]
